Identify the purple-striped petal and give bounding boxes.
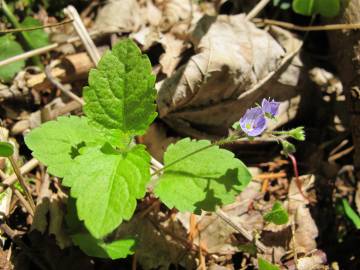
[240,107,267,137]
[261,98,280,117]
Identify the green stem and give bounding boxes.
[151,134,241,176]
[1,0,42,66]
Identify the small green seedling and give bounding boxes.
[258,257,280,270]
[263,201,289,225]
[342,199,360,230]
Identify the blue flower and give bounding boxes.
[240,107,266,137]
[261,98,280,118]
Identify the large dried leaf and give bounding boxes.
[156,15,304,137]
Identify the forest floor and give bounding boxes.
[0,0,359,269]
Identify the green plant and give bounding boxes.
[263,201,289,225]
[258,257,280,270]
[0,0,49,81]
[292,0,340,17]
[25,39,306,259]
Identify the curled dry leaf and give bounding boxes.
[157,15,305,137]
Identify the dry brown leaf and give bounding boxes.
[159,34,187,77]
[176,181,263,255]
[356,182,360,215]
[93,0,142,33]
[158,0,193,32]
[156,15,304,137]
[115,212,196,270]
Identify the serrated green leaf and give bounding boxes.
[264,201,289,225]
[63,144,151,238]
[71,233,135,259]
[155,138,251,213]
[0,34,25,82]
[25,116,107,178]
[0,142,14,157]
[83,39,157,144]
[342,199,360,229]
[20,17,49,49]
[258,258,280,270]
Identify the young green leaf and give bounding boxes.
[342,199,360,229]
[292,0,340,17]
[71,233,135,259]
[25,116,107,178]
[63,144,151,238]
[263,201,289,225]
[0,34,25,82]
[83,39,157,144]
[0,142,14,157]
[155,138,251,213]
[292,0,315,16]
[258,258,280,270]
[20,17,49,49]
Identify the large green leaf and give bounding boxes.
[63,144,151,238]
[83,39,157,144]
[20,17,49,49]
[155,138,251,213]
[0,34,25,82]
[25,116,106,178]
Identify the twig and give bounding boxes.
[0,158,39,193]
[246,0,271,20]
[0,30,101,68]
[215,209,269,253]
[328,146,354,162]
[45,63,84,105]
[13,188,34,216]
[253,18,360,31]
[64,5,101,65]
[0,19,74,34]
[8,156,36,213]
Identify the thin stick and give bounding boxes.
[13,188,34,216]
[0,158,39,193]
[253,18,360,31]
[8,156,36,212]
[0,30,101,68]
[246,0,271,20]
[0,19,74,34]
[64,5,101,65]
[215,209,269,253]
[45,64,84,105]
